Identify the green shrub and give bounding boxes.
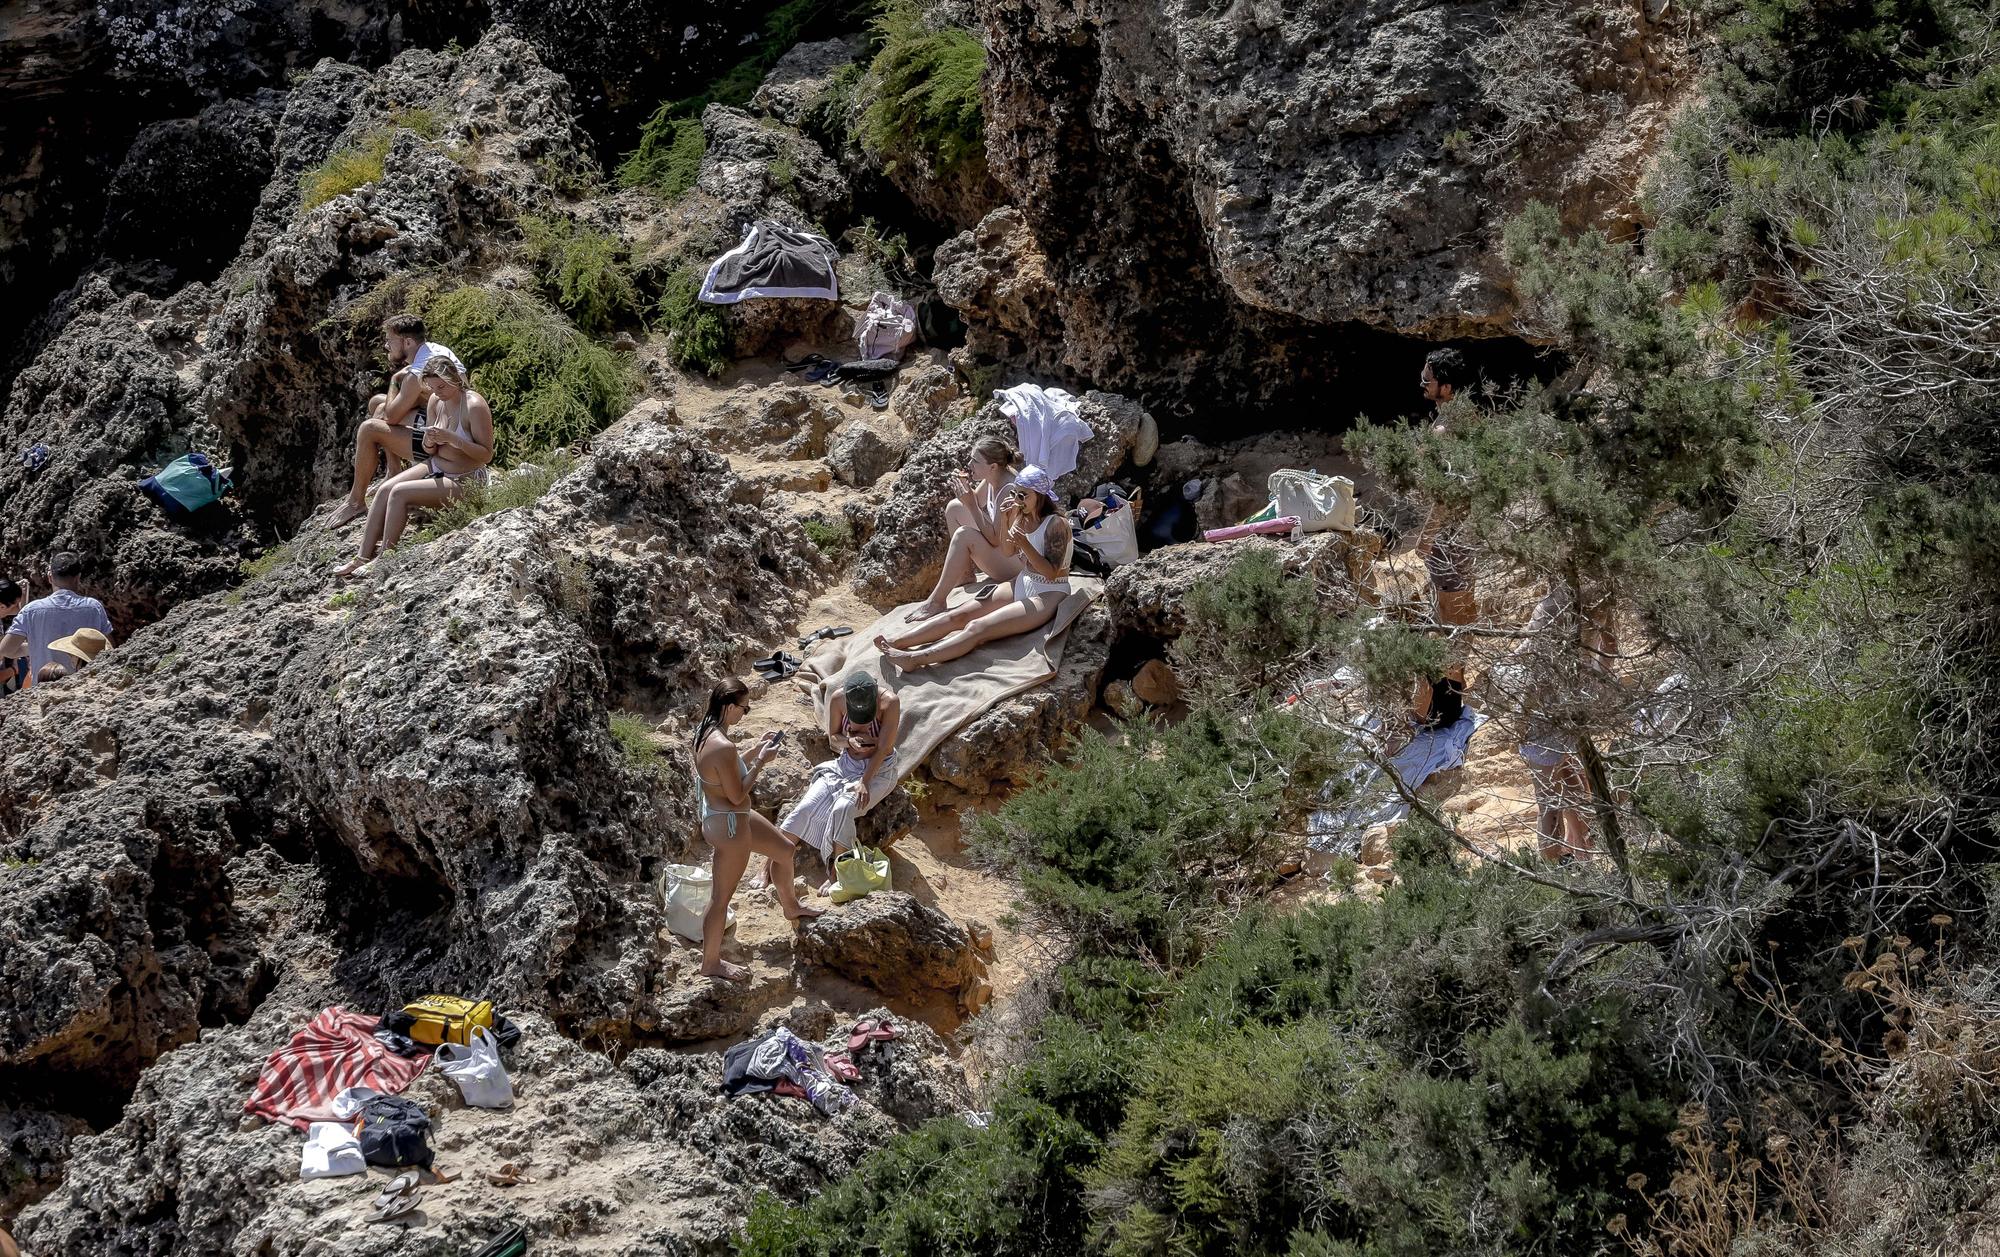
[1178,548,1330,693]
[609,712,663,767]
[860,0,986,175]
[801,516,854,558]
[422,286,634,464]
[300,108,444,210]
[517,215,642,335]
[414,453,575,543]
[619,0,840,193]
[657,266,734,377]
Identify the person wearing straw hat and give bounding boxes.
[874,465,1074,671]
[48,626,111,671]
[0,551,112,682]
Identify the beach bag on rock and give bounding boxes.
[831,845,890,905]
[1268,469,1356,533]
[436,1027,513,1109]
[1077,500,1140,567]
[659,863,732,942]
[400,994,495,1047]
[856,291,918,361]
[140,452,232,522]
[355,1094,433,1169]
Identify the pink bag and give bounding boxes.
[1202,516,1299,542]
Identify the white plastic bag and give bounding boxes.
[659,862,731,942]
[436,1027,513,1109]
[1080,502,1140,566]
[301,1121,366,1180]
[856,291,917,361]
[1268,469,1356,533]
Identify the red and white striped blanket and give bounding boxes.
[242,1006,428,1130]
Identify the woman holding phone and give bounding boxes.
[691,677,821,981]
[901,435,1022,622]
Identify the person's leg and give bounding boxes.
[336,465,432,575]
[879,589,1001,653]
[378,475,464,553]
[1528,761,1566,860]
[700,817,754,980]
[883,596,1057,670]
[907,525,984,621]
[740,812,822,921]
[1554,757,1595,855]
[334,417,399,525]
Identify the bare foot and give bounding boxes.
[872,633,898,654]
[903,602,943,623]
[879,645,922,671]
[700,959,751,982]
[784,904,825,923]
[332,557,371,579]
[326,498,366,528]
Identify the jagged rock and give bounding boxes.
[826,417,910,489]
[0,417,817,1201]
[796,893,980,999]
[488,2,774,125]
[1131,658,1182,706]
[699,104,850,232]
[892,357,969,441]
[851,391,1151,603]
[965,0,1691,409]
[0,1107,89,1217]
[933,207,1065,378]
[15,998,967,1256]
[1106,532,1365,642]
[928,600,1112,795]
[752,37,867,130]
[676,387,845,460]
[99,95,282,292]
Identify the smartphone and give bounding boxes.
[766,729,786,745]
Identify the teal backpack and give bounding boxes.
[140,453,232,521]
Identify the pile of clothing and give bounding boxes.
[720,1017,902,1118]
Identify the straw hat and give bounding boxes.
[48,627,109,665]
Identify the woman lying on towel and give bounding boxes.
[693,677,821,981]
[778,671,901,893]
[903,435,1023,622]
[876,466,1073,671]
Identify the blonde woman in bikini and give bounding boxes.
[692,678,822,981]
[875,465,1073,670]
[335,355,493,578]
[902,435,1023,622]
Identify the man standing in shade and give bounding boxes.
[0,551,114,682]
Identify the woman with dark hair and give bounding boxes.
[335,355,493,578]
[875,465,1073,670]
[692,678,820,981]
[902,435,1023,622]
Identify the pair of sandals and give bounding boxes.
[783,354,840,383]
[798,624,853,652]
[366,1170,424,1224]
[753,651,802,681]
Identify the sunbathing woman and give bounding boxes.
[902,436,1022,622]
[693,678,822,981]
[335,355,493,578]
[876,466,1072,671]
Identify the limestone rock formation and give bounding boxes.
[16,1000,967,1256]
[826,416,911,489]
[98,94,283,293]
[851,390,1151,603]
[699,104,851,234]
[932,206,1065,380]
[0,414,822,1210]
[1106,532,1365,643]
[796,893,982,999]
[752,37,868,130]
[953,0,1690,410]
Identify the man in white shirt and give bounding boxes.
[328,313,466,527]
[0,551,114,679]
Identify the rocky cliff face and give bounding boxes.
[942,0,1686,415]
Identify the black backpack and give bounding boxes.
[356,1095,433,1169]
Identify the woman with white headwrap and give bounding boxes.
[874,465,1073,670]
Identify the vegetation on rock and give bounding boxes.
[299,107,443,210]
[658,265,735,378]
[517,215,643,336]
[859,0,986,176]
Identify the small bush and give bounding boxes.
[801,517,855,558]
[1178,548,1329,693]
[300,108,444,210]
[861,1,986,175]
[657,267,734,377]
[609,712,663,768]
[619,114,707,198]
[518,215,642,335]
[423,286,634,464]
[414,453,575,543]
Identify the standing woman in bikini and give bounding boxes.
[902,435,1023,622]
[692,678,821,981]
[335,355,493,578]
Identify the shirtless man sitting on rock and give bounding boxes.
[328,313,466,528]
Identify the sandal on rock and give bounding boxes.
[822,1050,861,1083]
[869,382,891,410]
[486,1161,536,1187]
[846,1017,899,1054]
[797,625,855,651]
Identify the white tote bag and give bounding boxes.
[1080,502,1141,566]
[856,291,918,361]
[436,1027,513,1109]
[658,862,731,942]
[1268,469,1356,533]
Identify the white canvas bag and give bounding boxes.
[1268,469,1356,533]
[436,1027,513,1109]
[856,291,918,361]
[658,862,732,942]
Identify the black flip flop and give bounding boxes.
[869,382,891,410]
[797,625,856,651]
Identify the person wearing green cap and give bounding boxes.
[779,670,902,893]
